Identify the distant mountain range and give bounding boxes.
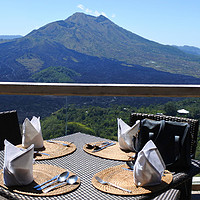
[173,45,200,56]
[0,35,22,40]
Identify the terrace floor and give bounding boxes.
[192,191,200,200]
[192,177,200,199]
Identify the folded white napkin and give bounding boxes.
[3,140,34,187]
[133,140,166,187]
[22,116,44,149]
[117,118,140,151]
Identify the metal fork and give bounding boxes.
[95,176,132,193]
[86,141,110,149]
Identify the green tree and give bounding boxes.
[164,102,177,116]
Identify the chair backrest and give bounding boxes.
[130,113,199,159]
[0,110,22,150]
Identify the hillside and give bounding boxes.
[25,12,200,78]
[41,98,200,160]
[0,35,200,84]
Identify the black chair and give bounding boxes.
[0,110,22,150]
[130,112,199,200]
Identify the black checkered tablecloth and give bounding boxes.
[1,132,199,200]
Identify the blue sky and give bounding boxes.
[0,0,200,47]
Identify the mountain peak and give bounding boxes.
[65,12,95,23]
[22,12,200,79]
[95,15,109,23]
[65,12,111,25]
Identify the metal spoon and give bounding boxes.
[37,171,69,190]
[43,175,78,193]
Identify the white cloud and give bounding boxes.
[85,8,93,14]
[77,4,84,10]
[77,4,108,18]
[94,10,101,16]
[101,12,107,17]
[93,11,107,17]
[111,14,116,18]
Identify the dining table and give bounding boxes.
[0,132,200,200]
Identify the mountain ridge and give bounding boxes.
[174,45,200,56]
[23,12,200,78]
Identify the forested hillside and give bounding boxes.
[41,98,200,160]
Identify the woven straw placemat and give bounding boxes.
[83,141,135,161]
[17,140,76,160]
[0,164,80,196]
[92,164,173,196]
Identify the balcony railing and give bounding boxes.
[0,82,200,97]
